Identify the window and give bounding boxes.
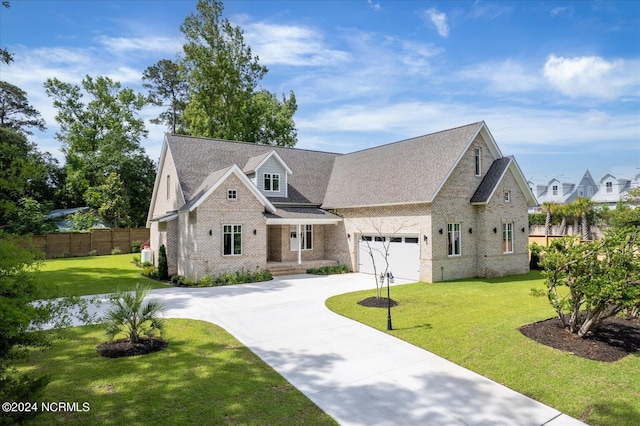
[304,225,313,250]
[587,186,593,197]
[552,185,558,196]
[405,237,419,244]
[223,225,242,256]
[447,223,461,256]
[361,236,372,241]
[502,222,514,254]
[474,148,482,176]
[227,189,237,200]
[166,175,171,200]
[606,181,613,193]
[504,191,511,202]
[264,173,280,192]
[578,186,584,197]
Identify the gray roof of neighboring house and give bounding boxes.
[166,135,341,205]
[471,157,512,204]
[321,122,485,209]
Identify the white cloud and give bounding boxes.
[550,6,573,17]
[367,0,381,12]
[457,60,542,92]
[542,54,639,99]
[243,22,351,66]
[423,8,450,38]
[97,35,183,55]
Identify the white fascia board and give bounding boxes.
[510,159,538,207]
[189,165,277,213]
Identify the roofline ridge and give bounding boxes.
[166,133,343,156]
[343,121,484,156]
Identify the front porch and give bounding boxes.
[267,259,342,277]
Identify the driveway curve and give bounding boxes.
[146,273,583,426]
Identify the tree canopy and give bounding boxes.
[44,75,155,226]
[174,0,297,146]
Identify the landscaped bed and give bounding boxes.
[326,271,640,426]
[18,319,337,425]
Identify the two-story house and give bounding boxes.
[147,121,537,282]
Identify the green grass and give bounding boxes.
[326,271,640,426]
[35,254,169,297]
[19,319,336,426]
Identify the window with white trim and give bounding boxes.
[502,222,514,254]
[223,225,242,256]
[447,223,461,256]
[606,181,613,193]
[504,191,511,202]
[264,173,280,192]
[552,185,558,196]
[227,189,237,200]
[166,175,171,200]
[474,148,482,176]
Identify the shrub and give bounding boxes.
[198,275,215,287]
[132,254,141,266]
[111,247,122,255]
[193,269,273,287]
[307,264,350,275]
[142,265,159,279]
[142,261,152,267]
[158,245,169,281]
[170,275,182,284]
[539,228,640,337]
[131,240,142,253]
[89,249,98,256]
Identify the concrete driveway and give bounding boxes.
[141,273,585,426]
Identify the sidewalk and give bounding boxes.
[150,273,586,426]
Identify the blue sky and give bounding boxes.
[1,0,639,186]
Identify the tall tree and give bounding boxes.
[0,81,46,134]
[44,75,155,226]
[0,1,13,65]
[142,58,189,134]
[180,0,297,146]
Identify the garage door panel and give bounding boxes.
[358,236,419,281]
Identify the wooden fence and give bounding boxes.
[28,228,149,258]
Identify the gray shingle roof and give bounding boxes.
[321,122,485,209]
[471,156,512,204]
[166,135,340,205]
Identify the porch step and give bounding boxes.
[267,260,339,277]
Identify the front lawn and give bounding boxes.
[326,272,640,426]
[35,254,169,297]
[19,319,337,426]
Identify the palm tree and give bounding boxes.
[541,202,557,236]
[572,197,594,241]
[103,284,167,344]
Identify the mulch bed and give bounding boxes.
[358,297,398,308]
[520,316,640,362]
[96,337,169,358]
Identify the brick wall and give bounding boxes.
[177,173,267,281]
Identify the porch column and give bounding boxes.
[297,223,302,265]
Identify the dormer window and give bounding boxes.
[552,185,558,196]
[264,173,280,192]
[606,181,613,193]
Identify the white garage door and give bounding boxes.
[358,235,420,281]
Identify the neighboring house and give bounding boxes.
[529,170,598,212]
[591,169,640,208]
[48,207,107,231]
[529,167,640,212]
[147,121,537,282]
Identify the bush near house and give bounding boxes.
[170,269,272,287]
[306,264,350,275]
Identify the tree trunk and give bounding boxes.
[581,213,591,241]
[577,304,605,337]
